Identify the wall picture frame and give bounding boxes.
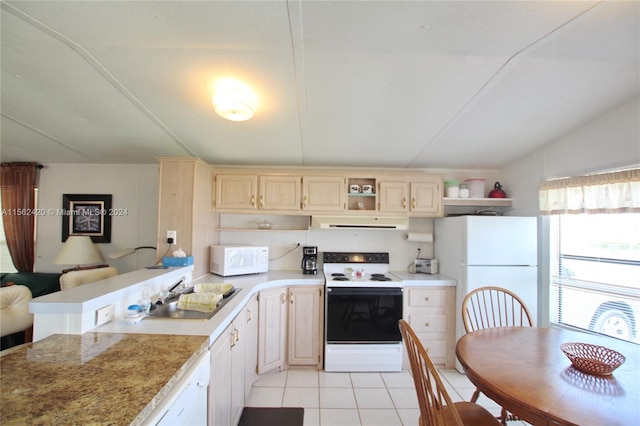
[62,194,112,243]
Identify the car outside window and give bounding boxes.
[550,213,640,344]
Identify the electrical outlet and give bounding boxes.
[167,230,177,245]
[96,304,115,326]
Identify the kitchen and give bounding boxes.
[1,1,639,425]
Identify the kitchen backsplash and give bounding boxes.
[217,215,434,272]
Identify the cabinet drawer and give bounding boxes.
[416,336,447,360]
[407,314,448,334]
[407,288,449,308]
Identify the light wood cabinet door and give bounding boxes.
[378,181,409,213]
[215,174,258,210]
[209,324,232,426]
[258,287,287,374]
[288,286,323,366]
[244,294,259,400]
[410,181,441,215]
[231,314,246,426]
[259,175,301,211]
[302,176,346,212]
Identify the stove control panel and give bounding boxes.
[323,252,389,264]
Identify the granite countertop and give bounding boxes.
[0,333,208,425]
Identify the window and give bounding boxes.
[550,213,640,344]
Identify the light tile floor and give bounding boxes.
[246,368,531,426]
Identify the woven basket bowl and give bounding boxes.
[561,342,626,376]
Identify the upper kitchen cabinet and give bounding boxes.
[260,175,302,211]
[214,173,301,212]
[302,175,346,212]
[211,166,444,217]
[214,174,257,210]
[378,175,443,217]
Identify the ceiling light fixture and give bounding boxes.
[212,81,257,122]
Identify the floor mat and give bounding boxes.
[238,407,304,426]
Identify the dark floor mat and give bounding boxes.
[238,407,304,426]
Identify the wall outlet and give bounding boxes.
[96,304,115,326]
[167,230,177,245]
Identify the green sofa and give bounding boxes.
[0,272,61,298]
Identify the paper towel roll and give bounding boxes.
[407,232,433,243]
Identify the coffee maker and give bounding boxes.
[301,246,318,275]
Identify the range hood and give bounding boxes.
[311,216,409,230]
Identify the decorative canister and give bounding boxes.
[444,180,460,198]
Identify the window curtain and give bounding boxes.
[0,162,40,272]
[539,168,640,215]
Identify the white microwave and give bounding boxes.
[209,245,269,276]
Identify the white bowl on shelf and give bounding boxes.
[257,221,273,230]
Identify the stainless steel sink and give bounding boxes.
[147,287,241,320]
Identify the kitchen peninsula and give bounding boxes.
[2,267,455,424]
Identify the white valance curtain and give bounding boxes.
[539,169,640,215]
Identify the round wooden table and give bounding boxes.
[456,327,640,426]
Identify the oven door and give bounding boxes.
[325,287,403,343]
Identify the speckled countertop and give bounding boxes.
[0,333,208,425]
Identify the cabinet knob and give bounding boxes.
[251,195,255,206]
[425,322,431,327]
[259,195,264,207]
[412,198,416,209]
[402,197,407,208]
[425,297,431,301]
[281,292,286,304]
[303,196,308,208]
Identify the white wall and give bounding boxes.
[502,96,640,216]
[218,214,435,272]
[35,164,159,273]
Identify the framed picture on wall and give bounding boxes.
[62,194,112,243]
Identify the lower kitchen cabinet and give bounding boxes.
[209,301,255,426]
[403,286,455,368]
[288,286,323,367]
[244,294,259,401]
[209,323,232,426]
[258,286,324,373]
[258,287,288,374]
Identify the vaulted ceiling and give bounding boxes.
[1,1,638,169]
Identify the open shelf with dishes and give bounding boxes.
[443,198,513,216]
[347,178,377,211]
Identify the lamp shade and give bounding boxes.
[53,235,104,266]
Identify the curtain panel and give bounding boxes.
[0,162,39,272]
[539,169,640,215]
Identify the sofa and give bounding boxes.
[0,272,62,298]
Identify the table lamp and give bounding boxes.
[53,235,106,273]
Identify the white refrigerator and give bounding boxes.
[434,216,538,372]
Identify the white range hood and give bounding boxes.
[311,216,409,230]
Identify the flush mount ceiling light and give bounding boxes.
[212,82,257,122]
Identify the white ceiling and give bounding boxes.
[1,0,638,169]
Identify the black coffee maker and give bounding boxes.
[301,246,318,275]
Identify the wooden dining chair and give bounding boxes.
[398,319,501,426]
[461,286,533,424]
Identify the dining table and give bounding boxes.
[455,327,639,426]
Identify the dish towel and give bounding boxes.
[177,293,222,312]
[194,283,233,295]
